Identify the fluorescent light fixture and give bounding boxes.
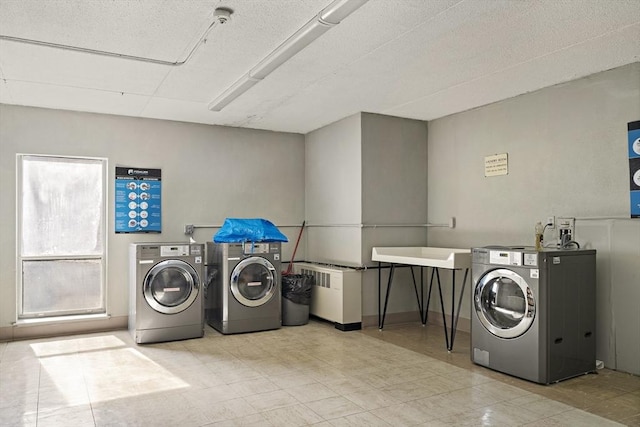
[208,0,368,112]
[320,0,369,24]
[208,75,260,111]
[249,20,332,80]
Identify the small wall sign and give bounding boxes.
[484,153,508,177]
[115,166,162,233]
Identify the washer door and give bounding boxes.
[474,268,535,339]
[143,259,200,314]
[230,257,277,307]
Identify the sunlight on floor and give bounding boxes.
[32,335,190,404]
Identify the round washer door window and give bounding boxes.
[230,257,277,307]
[143,260,200,314]
[474,268,535,339]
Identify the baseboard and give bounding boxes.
[362,310,470,333]
[0,315,128,342]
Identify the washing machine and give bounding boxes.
[471,246,596,384]
[129,242,204,344]
[205,242,281,334]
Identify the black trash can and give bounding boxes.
[281,274,314,326]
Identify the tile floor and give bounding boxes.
[0,319,638,426]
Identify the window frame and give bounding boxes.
[16,154,109,320]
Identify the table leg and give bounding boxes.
[377,262,381,329]
[435,268,451,350]
[450,268,469,351]
[423,267,436,324]
[437,268,470,352]
[420,267,425,325]
[379,264,395,329]
[410,266,424,323]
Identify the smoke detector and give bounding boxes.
[214,8,233,24]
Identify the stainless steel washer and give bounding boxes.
[205,242,281,334]
[471,246,596,384]
[129,243,204,344]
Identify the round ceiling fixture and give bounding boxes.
[214,8,233,24]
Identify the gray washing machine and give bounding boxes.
[471,246,596,384]
[129,243,204,344]
[205,242,281,334]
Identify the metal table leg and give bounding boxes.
[409,266,425,323]
[435,267,470,352]
[377,262,381,329]
[379,264,395,329]
[422,267,436,324]
[450,268,469,350]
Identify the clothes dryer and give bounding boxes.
[205,242,281,334]
[129,242,204,344]
[471,246,596,384]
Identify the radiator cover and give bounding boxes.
[293,263,362,331]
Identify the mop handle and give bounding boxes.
[286,220,305,275]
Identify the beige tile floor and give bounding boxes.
[0,319,637,426]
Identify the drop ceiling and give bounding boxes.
[1,0,638,134]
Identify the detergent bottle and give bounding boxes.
[535,221,544,251]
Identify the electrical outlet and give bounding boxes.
[546,216,555,229]
[557,217,575,245]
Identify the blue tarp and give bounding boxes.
[213,218,289,243]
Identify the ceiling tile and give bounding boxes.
[1,0,638,133]
[5,80,151,117]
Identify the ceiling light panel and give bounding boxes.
[208,76,261,111]
[208,0,368,111]
[152,0,333,102]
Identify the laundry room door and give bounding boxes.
[144,260,200,314]
[474,268,536,339]
[230,257,277,307]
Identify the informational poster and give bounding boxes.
[629,121,640,218]
[115,167,162,233]
[484,153,508,177]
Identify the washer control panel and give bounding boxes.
[489,250,522,266]
[243,242,270,254]
[160,244,190,257]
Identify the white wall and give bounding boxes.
[0,105,305,339]
[304,114,362,266]
[426,63,640,374]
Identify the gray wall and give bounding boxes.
[2,63,638,375]
[0,105,305,338]
[360,113,428,317]
[304,112,429,318]
[426,63,640,374]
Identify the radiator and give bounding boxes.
[293,262,362,331]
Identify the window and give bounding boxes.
[18,155,107,319]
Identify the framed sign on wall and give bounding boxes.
[115,166,162,233]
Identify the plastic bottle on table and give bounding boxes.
[535,221,544,251]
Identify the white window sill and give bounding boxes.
[14,313,111,327]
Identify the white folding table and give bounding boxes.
[372,247,471,352]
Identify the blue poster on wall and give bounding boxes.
[115,167,162,233]
[629,121,640,218]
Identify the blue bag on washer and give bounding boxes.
[213,218,289,243]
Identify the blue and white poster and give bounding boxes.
[115,167,162,233]
[629,121,640,218]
